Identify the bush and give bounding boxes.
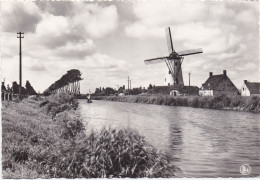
[98,94,260,112]
[191,97,200,107]
[247,96,260,112]
[61,128,179,178]
[43,93,78,117]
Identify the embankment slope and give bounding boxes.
[93,95,260,113]
[2,93,178,178]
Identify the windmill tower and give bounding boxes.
[144,27,203,87]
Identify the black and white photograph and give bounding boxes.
[1,0,259,178]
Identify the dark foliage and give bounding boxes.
[43,69,82,95]
[25,81,37,95]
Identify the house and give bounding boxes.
[170,85,199,96]
[147,85,199,96]
[241,80,260,96]
[199,70,238,96]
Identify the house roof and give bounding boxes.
[245,82,260,94]
[201,75,224,90]
[173,85,199,94]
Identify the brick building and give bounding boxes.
[199,70,238,96]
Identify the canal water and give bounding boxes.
[79,100,260,178]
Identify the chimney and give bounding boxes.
[244,80,247,83]
[223,70,227,77]
[209,72,213,77]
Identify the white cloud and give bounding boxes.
[235,10,257,26]
[55,39,96,58]
[72,3,118,38]
[36,14,70,36]
[133,2,206,26]
[1,1,42,32]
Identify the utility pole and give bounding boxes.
[128,76,129,96]
[188,73,191,96]
[17,32,24,98]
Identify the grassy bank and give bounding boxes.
[2,93,178,178]
[92,95,260,113]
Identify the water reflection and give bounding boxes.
[79,100,260,177]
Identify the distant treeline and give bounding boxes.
[2,80,37,95]
[93,94,260,113]
[92,84,155,96]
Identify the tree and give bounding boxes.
[12,81,19,94]
[105,87,115,95]
[118,86,126,93]
[95,88,100,94]
[148,84,153,90]
[132,88,142,95]
[2,82,6,92]
[25,80,37,95]
[43,69,82,95]
[12,81,27,94]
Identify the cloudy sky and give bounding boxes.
[1,1,259,93]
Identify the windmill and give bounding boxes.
[144,27,203,86]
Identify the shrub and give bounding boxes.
[247,96,260,112]
[191,97,200,107]
[43,93,78,117]
[49,92,73,104]
[74,128,178,178]
[93,94,260,112]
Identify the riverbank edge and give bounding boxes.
[91,95,260,113]
[2,93,179,178]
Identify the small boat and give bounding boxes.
[87,94,92,103]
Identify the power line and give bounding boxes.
[128,76,129,96]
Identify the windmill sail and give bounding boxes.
[177,48,203,56]
[144,57,169,65]
[165,27,175,54]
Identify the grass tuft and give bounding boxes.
[2,93,178,178]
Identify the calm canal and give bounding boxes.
[79,100,260,177]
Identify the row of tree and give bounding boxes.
[43,69,82,95]
[93,84,155,96]
[1,81,37,95]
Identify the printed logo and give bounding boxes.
[240,164,251,175]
